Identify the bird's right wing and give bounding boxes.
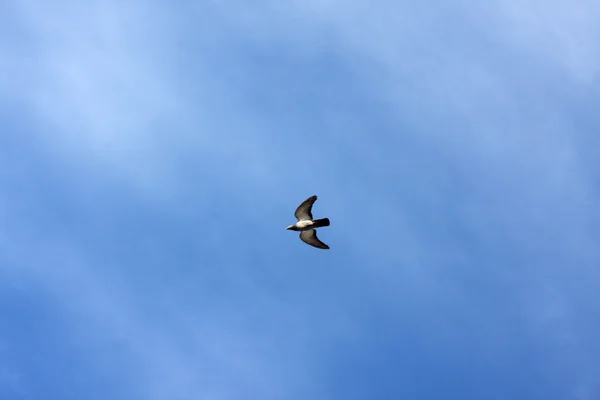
[299,229,329,250]
[294,195,317,221]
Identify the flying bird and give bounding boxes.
[286,195,330,249]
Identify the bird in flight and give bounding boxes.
[286,195,330,249]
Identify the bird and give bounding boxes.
[286,195,330,249]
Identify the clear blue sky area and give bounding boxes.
[1,1,599,399]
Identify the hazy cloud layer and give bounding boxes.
[1,0,599,399]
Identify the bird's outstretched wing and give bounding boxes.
[299,229,329,250]
[295,195,317,221]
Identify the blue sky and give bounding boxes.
[1,0,600,399]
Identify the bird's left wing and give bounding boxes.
[295,195,317,221]
[299,229,329,250]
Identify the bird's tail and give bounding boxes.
[313,218,330,227]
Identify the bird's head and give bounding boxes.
[286,225,296,231]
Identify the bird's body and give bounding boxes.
[286,195,331,249]
[286,218,330,232]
